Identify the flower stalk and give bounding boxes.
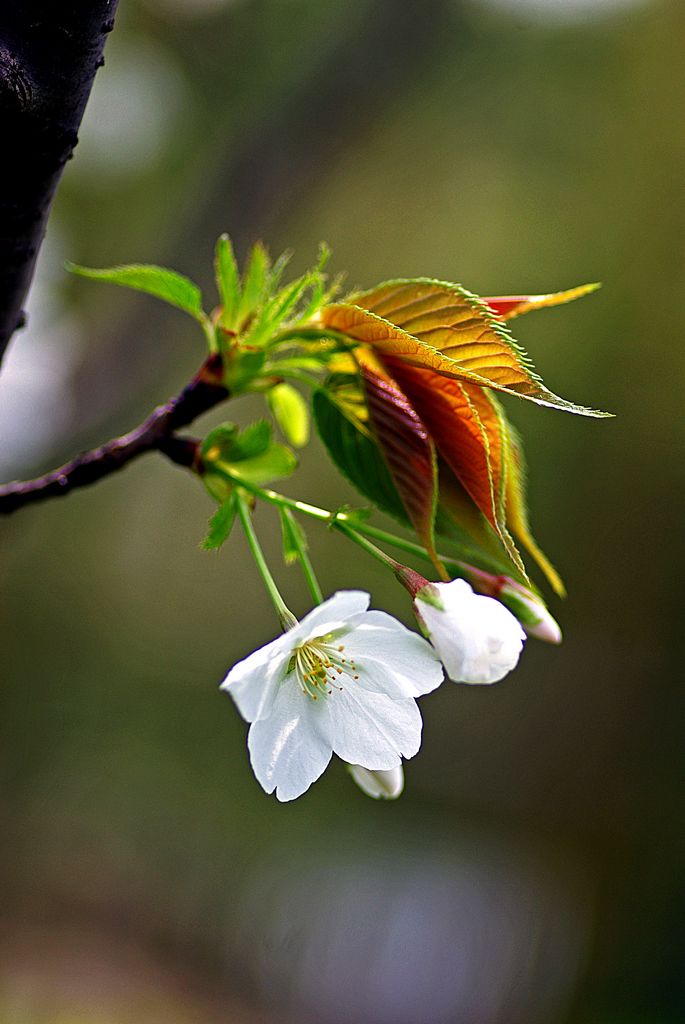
[235,492,296,630]
[280,507,324,606]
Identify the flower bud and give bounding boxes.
[348,763,404,800]
[414,578,525,684]
[498,580,562,644]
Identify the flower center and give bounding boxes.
[290,636,360,701]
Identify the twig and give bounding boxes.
[0,353,228,514]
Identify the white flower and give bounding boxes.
[415,578,525,685]
[221,591,443,801]
[348,763,404,800]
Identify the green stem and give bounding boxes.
[270,325,355,349]
[281,508,324,605]
[236,492,296,630]
[221,473,482,585]
[349,520,459,570]
[229,477,403,575]
[263,367,322,390]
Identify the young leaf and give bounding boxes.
[227,421,272,462]
[236,242,270,329]
[215,235,241,329]
[361,364,443,576]
[386,359,526,578]
[201,420,296,486]
[313,389,408,523]
[321,279,610,417]
[201,422,239,455]
[502,421,566,597]
[268,249,293,293]
[226,444,297,485]
[268,383,310,448]
[202,495,238,550]
[67,262,205,320]
[201,420,271,462]
[484,283,600,321]
[245,273,313,347]
[279,507,308,565]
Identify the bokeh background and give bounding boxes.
[1,0,684,1021]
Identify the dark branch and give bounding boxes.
[0,354,228,515]
[0,1,119,363]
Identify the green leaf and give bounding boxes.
[201,495,238,550]
[232,420,272,460]
[67,262,205,321]
[268,383,310,447]
[279,507,308,565]
[502,417,565,596]
[236,242,270,329]
[227,444,297,485]
[215,235,241,329]
[233,420,273,461]
[268,249,293,293]
[313,389,408,523]
[201,420,272,462]
[202,420,297,486]
[201,422,239,455]
[246,272,317,348]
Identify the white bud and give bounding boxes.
[348,763,404,800]
[415,578,525,684]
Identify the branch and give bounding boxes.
[0,1,119,363]
[0,354,228,515]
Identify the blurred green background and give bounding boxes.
[1,0,684,1021]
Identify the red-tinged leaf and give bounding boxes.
[361,364,445,579]
[484,283,600,321]
[320,279,610,417]
[383,357,526,579]
[503,422,566,597]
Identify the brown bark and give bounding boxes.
[0,354,227,514]
[0,1,119,363]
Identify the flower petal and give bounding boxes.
[322,687,423,769]
[247,683,332,801]
[342,611,444,697]
[220,632,291,722]
[291,590,370,645]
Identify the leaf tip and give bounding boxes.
[65,260,88,276]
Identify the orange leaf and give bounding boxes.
[383,357,526,578]
[320,279,609,416]
[484,283,600,321]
